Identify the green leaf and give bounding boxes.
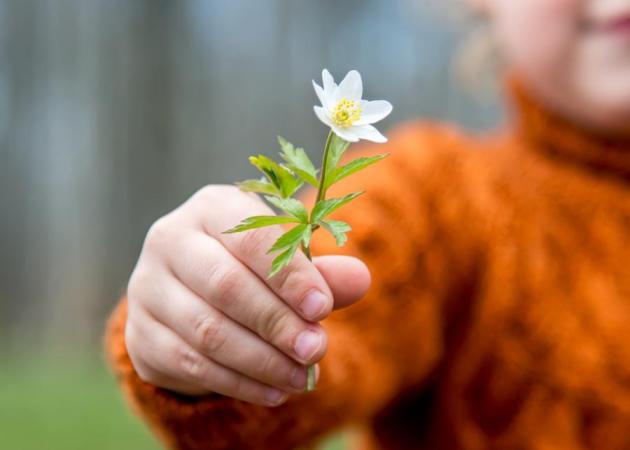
[222,215,301,234]
[302,224,312,248]
[324,133,350,177]
[311,191,364,223]
[248,155,282,188]
[324,154,389,189]
[235,178,282,197]
[292,167,320,189]
[268,242,300,278]
[319,220,351,247]
[277,136,319,187]
[267,224,308,254]
[248,154,303,198]
[264,196,308,223]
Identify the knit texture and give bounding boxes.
[105,79,630,450]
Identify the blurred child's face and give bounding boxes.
[481,0,630,135]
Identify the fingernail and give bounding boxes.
[294,330,322,362]
[299,290,327,320]
[265,388,288,406]
[290,367,307,389]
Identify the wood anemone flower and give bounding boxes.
[313,69,393,143]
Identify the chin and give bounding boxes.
[516,63,630,137]
[591,91,630,134]
[573,70,630,136]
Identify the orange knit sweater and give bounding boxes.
[105,79,630,450]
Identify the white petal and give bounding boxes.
[356,100,393,125]
[331,125,359,142]
[312,80,328,108]
[322,69,335,95]
[314,105,333,128]
[336,70,363,102]
[350,124,387,143]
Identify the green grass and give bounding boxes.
[0,357,346,450]
[0,358,160,450]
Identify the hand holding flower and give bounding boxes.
[225,69,392,391]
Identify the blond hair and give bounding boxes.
[448,4,503,95]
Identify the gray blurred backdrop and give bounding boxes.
[0,0,501,359]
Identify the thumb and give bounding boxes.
[312,255,371,310]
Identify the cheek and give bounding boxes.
[493,0,579,81]
[577,34,630,117]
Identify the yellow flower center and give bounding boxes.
[331,98,361,128]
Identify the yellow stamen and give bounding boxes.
[331,98,361,128]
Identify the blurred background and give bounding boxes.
[0,0,501,448]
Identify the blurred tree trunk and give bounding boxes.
[0,0,177,356]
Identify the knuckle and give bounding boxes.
[194,313,227,354]
[272,264,332,320]
[238,227,270,256]
[179,347,208,382]
[274,263,308,300]
[256,305,293,347]
[193,185,219,203]
[126,338,154,383]
[210,266,241,303]
[229,375,247,400]
[215,369,246,400]
[144,216,174,250]
[135,363,158,385]
[124,323,140,361]
[223,373,268,405]
[274,268,328,312]
[125,326,162,386]
[194,184,237,205]
[126,268,151,303]
[258,352,279,377]
[231,376,268,406]
[259,353,294,389]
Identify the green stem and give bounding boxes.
[315,130,334,203]
[299,130,334,393]
[301,241,312,260]
[299,237,317,392]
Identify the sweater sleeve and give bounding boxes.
[104,122,484,450]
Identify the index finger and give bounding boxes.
[195,185,334,322]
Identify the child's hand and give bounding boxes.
[124,185,371,406]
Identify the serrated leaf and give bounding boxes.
[324,154,388,189]
[311,191,364,223]
[289,166,319,189]
[248,155,282,187]
[267,224,308,254]
[264,196,308,222]
[268,242,300,278]
[235,179,282,197]
[324,133,350,178]
[319,220,351,247]
[249,154,303,198]
[277,136,319,187]
[222,215,301,234]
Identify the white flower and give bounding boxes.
[312,69,392,143]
